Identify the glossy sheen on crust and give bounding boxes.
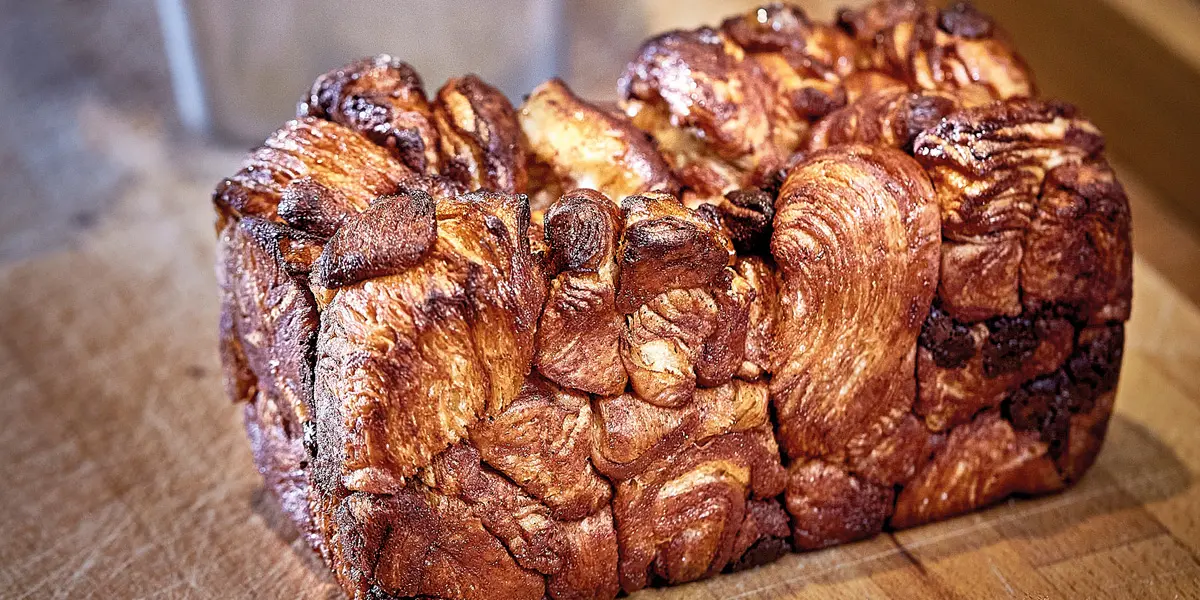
[519,79,675,202]
[432,75,528,193]
[214,3,1132,599]
[843,0,1036,100]
[770,145,940,464]
[314,192,543,492]
[913,99,1107,322]
[535,190,627,396]
[213,118,412,226]
[302,55,441,173]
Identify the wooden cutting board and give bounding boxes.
[2,165,1199,599]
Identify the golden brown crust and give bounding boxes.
[213,118,412,226]
[770,145,940,462]
[433,75,528,193]
[535,190,627,395]
[302,55,441,173]
[840,70,910,104]
[314,191,542,491]
[620,28,783,201]
[845,0,1036,101]
[215,5,1134,597]
[615,192,735,313]
[335,488,544,600]
[891,412,1064,529]
[612,426,785,592]
[913,98,1106,322]
[1022,161,1133,323]
[471,375,612,521]
[720,4,857,151]
[734,256,779,381]
[312,190,437,288]
[806,88,958,152]
[592,378,772,482]
[519,79,675,202]
[786,460,895,550]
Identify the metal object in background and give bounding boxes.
[161,0,563,143]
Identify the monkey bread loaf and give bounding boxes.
[212,2,1131,598]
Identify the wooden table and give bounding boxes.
[2,153,1199,600]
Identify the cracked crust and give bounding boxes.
[214,5,1132,597]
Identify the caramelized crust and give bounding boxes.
[592,377,772,481]
[334,488,544,600]
[913,99,1105,322]
[612,426,786,592]
[837,0,926,42]
[218,218,324,556]
[536,190,627,395]
[215,4,1134,598]
[786,460,895,550]
[891,412,1063,528]
[620,28,782,201]
[616,192,734,312]
[424,444,620,600]
[807,88,957,152]
[277,177,359,239]
[916,310,1075,431]
[432,75,528,193]
[770,146,939,462]
[314,192,542,492]
[312,190,438,288]
[735,256,779,381]
[845,0,1036,101]
[696,271,756,387]
[613,193,750,405]
[712,187,776,256]
[471,375,612,521]
[302,55,440,173]
[519,79,675,202]
[217,218,319,427]
[622,287,720,407]
[1023,161,1133,323]
[914,100,1104,240]
[213,118,412,226]
[720,4,857,151]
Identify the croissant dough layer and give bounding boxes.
[213,2,1131,598]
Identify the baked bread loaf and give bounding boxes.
[213,2,1132,598]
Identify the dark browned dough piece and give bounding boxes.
[213,3,1133,599]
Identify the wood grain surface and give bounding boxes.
[1,129,1199,600]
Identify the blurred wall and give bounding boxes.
[185,0,562,143]
[181,0,871,143]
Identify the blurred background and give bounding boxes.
[1,0,1198,297]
